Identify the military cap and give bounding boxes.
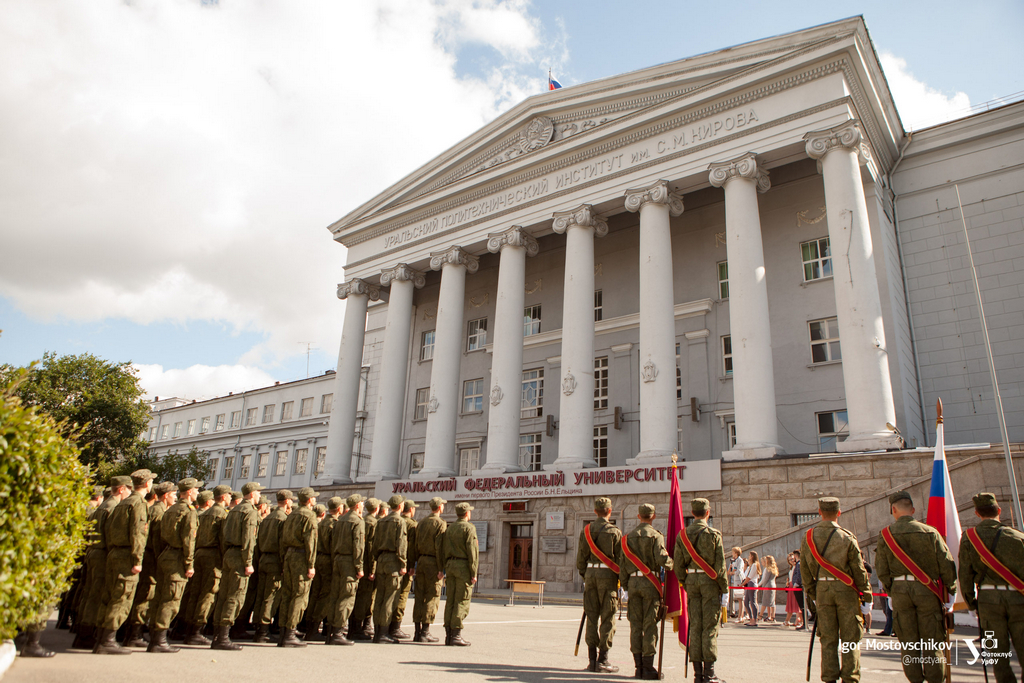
[241,481,264,496]
[455,502,474,515]
[297,487,316,503]
[691,498,710,514]
[130,469,157,486]
[973,492,998,509]
[346,493,365,508]
[594,497,612,512]
[327,496,344,510]
[818,497,841,513]
[429,496,447,510]
[365,497,381,511]
[212,484,232,498]
[154,481,176,496]
[110,475,132,488]
[888,491,913,506]
[178,477,203,492]
[638,503,656,517]
[231,490,243,502]
[403,499,419,512]
[277,489,296,503]
[102,487,112,498]
[258,495,271,507]
[196,490,214,505]
[387,494,404,509]
[91,485,105,498]
[314,504,327,515]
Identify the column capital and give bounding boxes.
[707,152,770,194]
[803,119,871,170]
[624,180,684,216]
[429,245,479,273]
[486,226,539,256]
[380,263,426,288]
[552,204,608,238]
[336,277,381,301]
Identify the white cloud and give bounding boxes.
[880,51,972,130]
[133,362,276,401]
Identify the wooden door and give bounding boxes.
[508,524,533,581]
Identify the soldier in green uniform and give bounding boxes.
[72,475,131,650]
[800,497,871,683]
[148,477,202,653]
[391,499,418,639]
[278,487,319,648]
[304,497,342,641]
[229,491,242,508]
[439,501,478,647]
[350,497,380,640]
[621,503,673,680]
[231,493,270,640]
[576,496,623,672]
[176,490,213,643]
[328,493,366,646]
[185,484,232,645]
[875,491,957,683]
[94,469,156,654]
[125,481,176,647]
[673,498,727,683]
[371,494,409,643]
[958,492,1024,683]
[211,481,263,651]
[253,489,293,642]
[412,496,447,643]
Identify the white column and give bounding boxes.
[362,264,425,481]
[625,181,685,462]
[321,278,379,483]
[708,152,783,458]
[548,204,607,469]
[805,120,899,451]
[420,246,480,478]
[480,227,539,473]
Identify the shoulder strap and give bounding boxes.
[678,525,718,579]
[806,527,855,589]
[621,535,663,594]
[584,523,620,573]
[966,527,1024,596]
[976,526,1005,586]
[880,526,944,601]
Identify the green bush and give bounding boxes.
[0,373,92,638]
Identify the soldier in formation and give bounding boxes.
[148,477,202,653]
[303,496,342,640]
[211,481,263,650]
[184,484,232,645]
[621,503,672,680]
[411,496,447,643]
[391,499,418,640]
[371,494,409,643]
[328,493,366,645]
[349,497,380,640]
[253,489,293,642]
[576,496,622,673]
[278,487,319,647]
[439,501,478,647]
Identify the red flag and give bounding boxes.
[666,459,688,648]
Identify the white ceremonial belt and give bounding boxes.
[820,576,838,581]
[686,568,704,574]
[630,571,644,577]
[587,562,606,568]
[980,584,1011,591]
[892,575,917,582]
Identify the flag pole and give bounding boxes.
[955,184,1023,530]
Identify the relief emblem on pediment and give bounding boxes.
[519,116,555,152]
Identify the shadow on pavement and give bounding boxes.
[401,661,623,683]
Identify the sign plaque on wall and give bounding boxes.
[541,536,567,554]
[546,511,564,530]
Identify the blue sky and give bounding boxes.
[1,0,1020,400]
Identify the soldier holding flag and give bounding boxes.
[575,496,623,673]
[620,503,673,680]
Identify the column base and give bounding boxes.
[721,446,783,462]
[545,458,597,471]
[837,433,902,453]
[357,471,399,483]
[627,450,676,465]
[474,463,524,475]
[415,468,458,479]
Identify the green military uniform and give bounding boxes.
[211,481,263,650]
[875,491,957,683]
[278,487,319,647]
[371,495,409,642]
[329,494,366,645]
[127,483,173,642]
[393,499,418,636]
[800,498,871,683]
[439,502,478,646]
[576,498,623,671]
[621,503,673,679]
[958,492,1024,683]
[73,477,126,648]
[149,478,202,652]
[254,491,292,638]
[305,499,340,638]
[350,498,380,639]
[187,486,232,642]
[412,497,447,642]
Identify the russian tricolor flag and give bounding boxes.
[548,73,562,91]
[925,398,963,599]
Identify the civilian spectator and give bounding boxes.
[727,547,746,620]
[792,550,805,630]
[783,553,803,628]
[741,551,761,626]
[758,555,778,623]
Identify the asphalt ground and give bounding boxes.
[7,600,1005,683]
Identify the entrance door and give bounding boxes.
[508,523,533,581]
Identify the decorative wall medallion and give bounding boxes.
[519,116,555,153]
[641,360,658,383]
[469,293,490,308]
[715,232,727,248]
[490,385,503,406]
[428,395,439,413]
[525,279,542,294]
[562,372,577,396]
[796,206,828,226]
[423,308,436,320]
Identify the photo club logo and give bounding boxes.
[961,631,1012,667]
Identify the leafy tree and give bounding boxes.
[108,446,211,483]
[0,352,151,477]
[0,372,92,638]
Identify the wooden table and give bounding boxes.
[505,579,546,607]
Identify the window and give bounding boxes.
[262,405,275,423]
[594,426,609,467]
[594,290,603,322]
[300,397,313,418]
[467,318,487,351]
[524,305,542,336]
[594,357,609,410]
[458,447,479,476]
[187,419,196,436]
[727,421,737,448]
[722,336,733,375]
[462,379,484,413]
[223,456,235,480]
[215,414,225,431]
[320,394,333,414]
[239,455,251,479]
[817,410,849,451]
[809,317,841,363]
[208,458,218,480]
[421,330,436,360]
[281,401,294,421]
[245,407,258,426]
[521,368,544,418]
[792,513,819,527]
[410,452,424,475]
[314,447,326,478]
[257,452,268,478]
[200,417,210,434]
[801,237,832,281]
[294,448,308,475]
[676,343,682,400]
[718,261,729,299]
[160,424,169,439]
[149,428,156,441]
[230,411,241,429]
[173,422,182,438]
[414,388,430,421]
[519,434,542,471]
[275,451,288,476]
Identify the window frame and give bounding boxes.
[160,424,169,439]
[200,417,210,434]
[466,317,488,352]
[414,387,430,421]
[594,356,609,410]
[420,330,436,361]
[816,409,849,452]
[245,407,258,426]
[320,394,333,414]
[229,411,241,429]
[257,452,268,478]
[186,419,196,436]
[801,237,833,282]
[281,401,294,421]
[521,368,544,418]
[239,454,251,479]
[523,305,542,337]
[594,290,603,322]
[294,448,308,475]
[299,397,313,418]
[215,414,225,431]
[274,450,288,477]
[262,405,275,424]
[410,452,424,475]
[809,317,842,364]
[519,433,542,472]
[462,378,485,414]
[223,455,235,480]
[173,422,182,438]
[314,447,326,478]
[718,261,729,299]
[722,335,733,376]
[208,458,219,481]
[594,425,609,467]
[458,447,480,476]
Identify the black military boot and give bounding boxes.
[327,628,353,646]
[123,622,148,648]
[389,620,410,640]
[449,628,470,646]
[444,627,453,646]
[596,649,618,673]
[184,623,211,646]
[412,623,423,642]
[321,624,334,643]
[71,624,95,650]
[362,617,374,639]
[373,623,398,644]
[587,646,599,672]
[633,653,643,678]
[93,628,132,655]
[20,631,55,658]
[641,655,661,680]
[704,662,726,683]
[146,629,180,653]
[691,661,703,683]
[229,621,250,641]
[420,623,438,643]
[252,624,271,643]
[210,625,241,651]
[278,628,307,648]
[302,620,320,641]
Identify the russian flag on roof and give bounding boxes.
[548,73,562,90]
[926,398,962,573]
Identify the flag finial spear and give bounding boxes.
[936,397,943,425]
[671,453,678,467]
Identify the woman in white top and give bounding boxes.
[741,551,761,626]
[728,547,746,620]
[758,555,778,623]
